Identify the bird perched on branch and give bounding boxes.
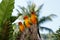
[30,11,41,38]
[18,22,25,32]
[30,11,37,24]
[23,16,31,28]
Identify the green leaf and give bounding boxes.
[0,0,14,40]
[10,16,17,23]
[17,6,30,17]
[27,3,36,12]
[16,9,22,17]
[36,4,44,14]
[38,14,56,24]
[38,17,52,24]
[0,0,14,26]
[40,26,54,33]
[18,6,26,13]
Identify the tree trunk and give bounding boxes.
[1,20,13,40]
[1,20,10,40]
[30,24,42,40]
[17,24,42,40]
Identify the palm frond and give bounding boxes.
[16,9,22,17]
[0,0,14,26]
[0,0,14,40]
[16,9,20,13]
[38,17,52,24]
[36,4,44,14]
[40,26,54,33]
[10,16,17,23]
[48,14,56,18]
[17,6,30,16]
[11,9,23,23]
[28,3,36,12]
[18,6,26,12]
[38,14,56,24]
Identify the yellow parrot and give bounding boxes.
[23,16,31,28]
[30,11,37,24]
[18,22,25,32]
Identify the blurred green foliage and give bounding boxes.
[0,0,14,40]
[54,27,60,40]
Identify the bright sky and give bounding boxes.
[0,0,60,32]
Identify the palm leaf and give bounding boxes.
[38,16,52,24]
[0,0,14,40]
[38,14,56,24]
[10,16,17,23]
[18,6,26,13]
[17,6,28,16]
[17,6,31,17]
[11,9,23,23]
[0,0,14,26]
[27,3,36,12]
[40,26,54,33]
[16,9,22,17]
[36,4,44,14]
